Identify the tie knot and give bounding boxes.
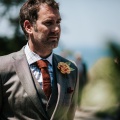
[37,60,48,68]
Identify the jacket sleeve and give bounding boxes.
[67,67,79,120]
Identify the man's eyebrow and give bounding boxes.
[44,17,62,20]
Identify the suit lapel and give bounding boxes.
[50,54,68,119]
[12,49,48,120]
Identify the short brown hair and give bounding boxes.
[19,0,59,39]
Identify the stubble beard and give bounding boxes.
[46,40,59,50]
[41,35,59,49]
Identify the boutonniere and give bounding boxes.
[57,62,74,74]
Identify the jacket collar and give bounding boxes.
[12,47,49,120]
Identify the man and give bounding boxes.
[0,0,79,120]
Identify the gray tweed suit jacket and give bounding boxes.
[0,47,79,120]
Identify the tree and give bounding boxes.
[0,0,27,55]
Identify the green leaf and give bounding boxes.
[66,62,71,66]
[70,68,75,71]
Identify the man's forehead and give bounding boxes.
[38,3,61,19]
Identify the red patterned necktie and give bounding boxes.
[37,60,52,99]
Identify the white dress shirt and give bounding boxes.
[24,43,53,88]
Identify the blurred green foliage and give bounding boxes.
[80,42,120,119]
[0,0,27,56]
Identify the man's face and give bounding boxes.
[28,4,61,53]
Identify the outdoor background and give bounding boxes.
[1,0,120,68]
[0,0,120,119]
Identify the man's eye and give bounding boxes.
[57,21,61,25]
[45,21,53,26]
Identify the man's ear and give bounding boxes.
[24,20,33,34]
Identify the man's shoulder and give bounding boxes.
[53,53,69,62]
[0,49,25,75]
[0,52,15,62]
[53,53,77,68]
[0,48,24,66]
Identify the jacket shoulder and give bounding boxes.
[53,54,77,69]
[0,48,24,71]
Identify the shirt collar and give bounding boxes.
[24,43,53,65]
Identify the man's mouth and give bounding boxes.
[49,36,58,40]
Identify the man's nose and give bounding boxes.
[51,25,60,33]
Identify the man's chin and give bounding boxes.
[51,43,58,49]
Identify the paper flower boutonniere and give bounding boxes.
[57,62,74,74]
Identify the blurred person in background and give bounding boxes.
[75,52,87,107]
[0,0,79,119]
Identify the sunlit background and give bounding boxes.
[1,0,120,68]
[0,0,120,119]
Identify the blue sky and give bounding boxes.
[56,0,120,49]
[0,0,120,49]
